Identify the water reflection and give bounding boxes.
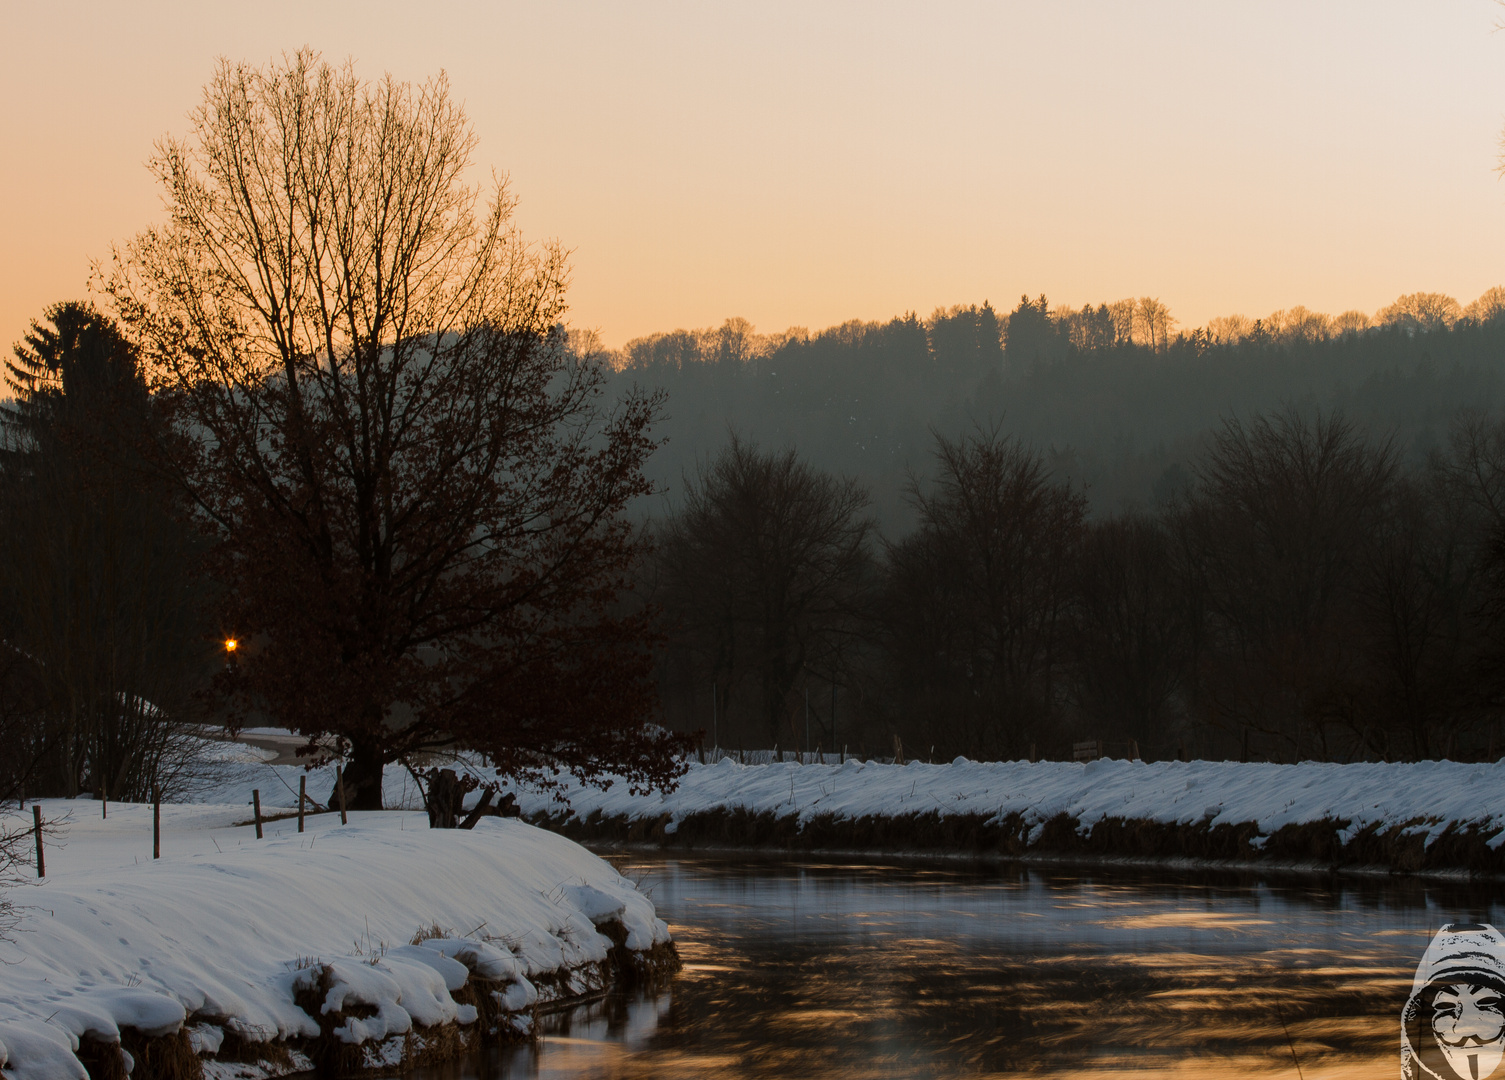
[422,857,1502,1078]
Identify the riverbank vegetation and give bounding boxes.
[632,294,1505,767]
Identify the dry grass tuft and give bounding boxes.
[211,1023,299,1072]
[410,922,450,945]
[77,1036,130,1080]
[120,1028,202,1080]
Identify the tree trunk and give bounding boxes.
[336,739,386,810]
[426,768,461,827]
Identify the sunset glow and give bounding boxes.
[3,1,1503,353]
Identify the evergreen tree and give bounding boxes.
[0,302,214,799]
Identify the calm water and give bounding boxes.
[420,855,1503,1079]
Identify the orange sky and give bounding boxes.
[2,1,1503,352]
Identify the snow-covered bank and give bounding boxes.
[500,756,1505,875]
[0,804,674,1080]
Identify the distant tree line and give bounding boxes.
[646,406,1505,764]
[612,285,1505,763]
[600,288,1505,531]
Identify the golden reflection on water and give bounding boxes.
[420,859,1502,1080]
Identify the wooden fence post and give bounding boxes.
[153,790,161,859]
[101,782,107,820]
[252,789,263,839]
[32,805,43,878]
[298,775,306,833]
[337,768,348,825]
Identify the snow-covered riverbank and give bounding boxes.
[0,802,674,1080]
[188,743,1505,872]
[499,755,1505,875]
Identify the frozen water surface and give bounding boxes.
[413,855,1495,1079]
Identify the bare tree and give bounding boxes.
[1464,287,1505,323]
[1339,471,1484,759]
[1135,297,1176,350]
[1067,513,1189,755]
[1107,299,1138,345]
[655,436,873,747]
[1264,306,1332,345]
[1376,292,1462,334]
[0,648,48,805]
[1429,412,1505,732]
[1180,408,1397,760]
[883,427,1085,759]
[1331,310,1372,336]
[105,51,679,808]
[0,811,30,940]
[1205,314,1254,346]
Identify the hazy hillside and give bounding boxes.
[598,292,1505,533]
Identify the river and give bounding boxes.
[418,854,1499,1078]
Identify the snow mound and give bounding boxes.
[0,809,671,1078]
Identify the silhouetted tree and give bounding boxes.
[1180,409,1396,760]
[0,302,213,800]
[1431,413,1505,734]
[883,427,1085,759]
[0,648,48,805]
[656,437,873,747]
[107,52,682,808]
[1067,513,1189,755]
[1337,469,1484,759]
[1003,295,1060,368]
[929,302,1003,380]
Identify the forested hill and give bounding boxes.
[596,294,1505,532]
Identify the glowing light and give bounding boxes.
[224,638,239,653]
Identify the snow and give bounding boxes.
[14,738,1494,1077]
[0,802,669,1079]
[0,1021,87,1080]
[490,755,1505,849]
[188,1023,224,1054]
[195,742,1505,854]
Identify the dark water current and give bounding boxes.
[418,855,1504,1079]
